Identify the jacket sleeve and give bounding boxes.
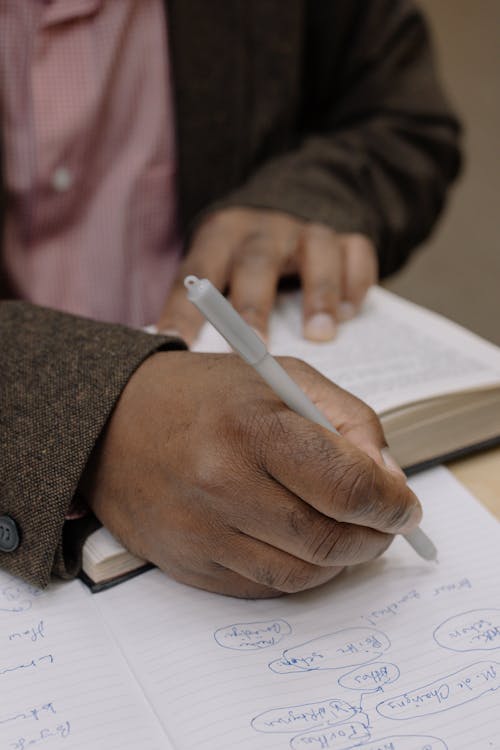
[211,0,462,277]
[0,301,186,588]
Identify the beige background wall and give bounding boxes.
[385,0,500,345]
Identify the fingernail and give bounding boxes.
[381,448,407,480]
[339,302,356,321]
[304,313,336,341]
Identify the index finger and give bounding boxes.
[156,235,232,346]
[229,233,283,340]
[340,233,378,319]
[300,224,342,341]
[257,360,422,533]
[265,410,421,534]
[275,357,390,467]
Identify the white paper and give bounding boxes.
[0,577,173,749]
[95,467,500,750]
[193,287,500,414]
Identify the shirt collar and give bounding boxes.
[40,0,103,27]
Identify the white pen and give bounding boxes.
[184,275,437,562]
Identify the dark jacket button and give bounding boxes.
[0,516,20,552]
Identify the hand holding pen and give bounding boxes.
[185,275,436,562]
[81,280,428,600]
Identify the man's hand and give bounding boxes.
[81,351,420,599]
[157,208,377,345]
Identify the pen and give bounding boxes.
[184,275,437,562]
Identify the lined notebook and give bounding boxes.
[2,466,499,749]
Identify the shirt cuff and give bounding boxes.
[65,492,89,520]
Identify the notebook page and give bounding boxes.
[192,287,500,414]
[96,467,500,750]
[0,576,172,749]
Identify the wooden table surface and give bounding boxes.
[447,445,500,520]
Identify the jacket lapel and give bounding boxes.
[167,0,249,230]
[167,0,303,233]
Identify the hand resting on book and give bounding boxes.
[79,351,421,598]
[156,207,377,345]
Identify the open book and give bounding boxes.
[81,287,500,589]
[2,467,500,749]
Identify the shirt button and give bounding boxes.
[52,166,73,192]
[0,515,20,552]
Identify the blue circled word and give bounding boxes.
[269,627,390,674]
[252,698,356,734]
[433,609,500,652]
[214,619,291,650]
[339,662,400,691]
[376,660,500,720]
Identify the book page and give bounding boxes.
[0,576,173,749]
[82,526,145,579]
[96,467,500,750]
[192,287,500,414]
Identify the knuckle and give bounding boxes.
[190,448,229,497]
[267,561,319,594]
[244,402,278,441]
[312,278,339,296]
[384,487,419,531]
[366,472,419,531]
[305,520,347,565]
[238,305,267,328]
[306,279,340,306]
[306,222,336,243]
[287,503,316,538]
[347,399,384,437]
[355,401,379,427]
[280,356,313,378]
[335,527,366,562]
[235,240,279,270]
[345,233,375,254]
[329,456,377,520]
[332,458,416,532]
[199,209,230,232]
[234,403,288,470]
[365,411,386,444]
[306,520,390,566]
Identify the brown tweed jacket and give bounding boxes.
[0,0,461,587]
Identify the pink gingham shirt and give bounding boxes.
[0,0,181,327]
